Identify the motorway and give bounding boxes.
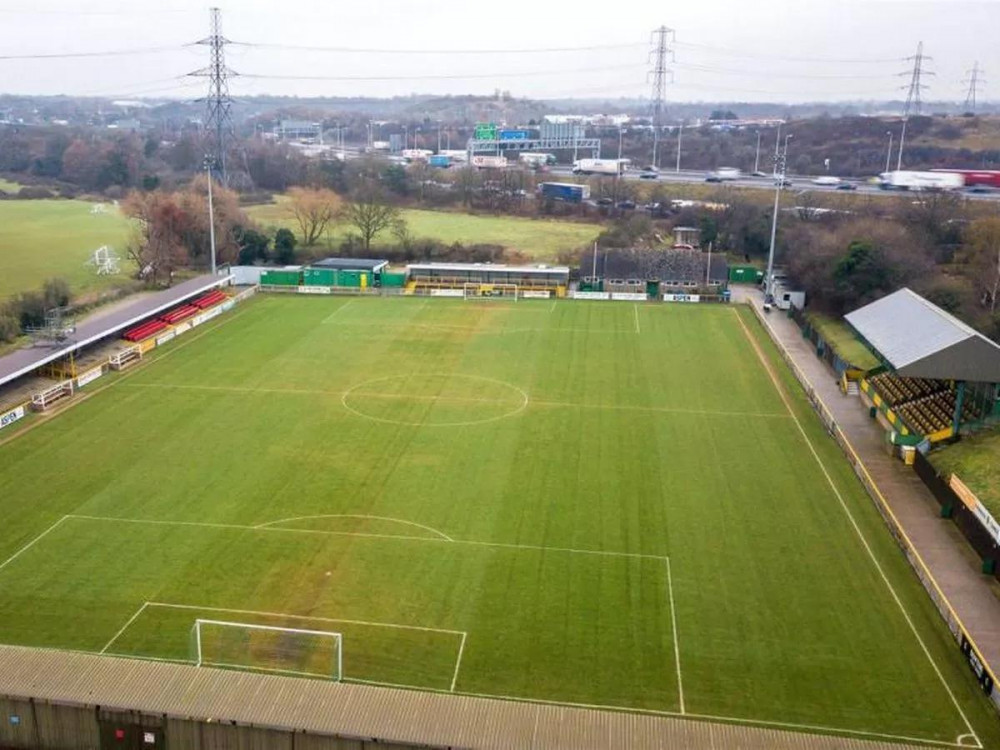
[545,165,1000,201]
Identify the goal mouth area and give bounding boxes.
[192,618,343,681]
[462,283,519,301]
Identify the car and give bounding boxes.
[639,171,659,180]
[617,200,636,210]
[705,175,723,183]
[752,170,768,178]
[967,185,993,194]
[836,183,858,191]
[596,197,614,206]
[642,202,662,212]
[774,177,793,188]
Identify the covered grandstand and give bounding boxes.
[844,288,1000,443]
[579,247,728,296]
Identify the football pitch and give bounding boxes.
[0,295,998,747]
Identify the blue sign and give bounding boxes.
[499,130,528,141]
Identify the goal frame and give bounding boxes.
[193,618,343,681]
[463,282,519,301]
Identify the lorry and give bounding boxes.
[811,175,841,186]
[931,169,1000,189]
[519,152,557,168]
[440,149,469,164]
[879,170,964,191]
[429,155,451,168]
[401,149,433,162]
[538,182,591,203]
[572,158,628,176]
[471,155,508,169]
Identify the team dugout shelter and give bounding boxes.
[405,263,570,298]
[845,288,1000,444]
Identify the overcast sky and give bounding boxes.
[0,0,995,105]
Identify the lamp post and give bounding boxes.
[204,156,217,276]
[754,130,762,174]
[897,118,907,171]
[675,122,683,173]
[764,134,792,303]
[884,130,894,174]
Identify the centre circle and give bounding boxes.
[341,373,529,427]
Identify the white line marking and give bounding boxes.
[633,304,641,335]
[549,300,557,313]
[665,558,684,714]
[256,514,454,542]
[322,298,354,324]
[146,601,466,636]
[0,516,69,573]
[64,514,668,561]
[100,601,149,654]
[450,632,466,692]
[734,308,980,747]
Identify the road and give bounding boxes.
[544,166,1000,202]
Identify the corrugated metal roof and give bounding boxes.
[0,646,935,750]
[844,288,1000,381]
[311,258,389,272]
[406,262,570,275]
[0,274,232,389]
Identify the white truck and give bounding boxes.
[811,175,841,186]
[879,170,964,191]
[471,155,508,169]
[401,149,433,162]
[572,158,628,176]
[519,152,556,168]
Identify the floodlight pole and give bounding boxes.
[205,157,217,276]
[896,118,908,171]
[754,130,761,174]
[675,122,682,173]
[884,131,893,174]
[764,135,791,302]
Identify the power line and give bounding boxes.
[672,61,897,80]
[233,41,645,55]
[239,63,645,82]
[0,44,187,61]
[673,40,903,65]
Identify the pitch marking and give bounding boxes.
[450,632,467,692]
[633,304,641,335]
[665,557,684,714]
[734,307,981,748]
[0,516,69,573]
[62,514,668,561]
[256,514,454,542]
[321,298,354,324]
[100,601,150,654]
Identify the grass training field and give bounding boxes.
[1,296,998,747]
[248,200,602,260]
[0,198,132,299]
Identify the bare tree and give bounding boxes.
[966,216,1000,313]
[345,186,401,251]
[287,187,341,246]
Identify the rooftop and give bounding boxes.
[845,288,1000,382]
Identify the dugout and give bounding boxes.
[844,288,1000,444]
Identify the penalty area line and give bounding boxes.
[733,307,981,748]
[0,515,70,573]
[100,601,150,654]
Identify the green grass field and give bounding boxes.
[0,199,132,299]
[1,297,998,746]
[247,200,602,260]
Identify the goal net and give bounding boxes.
[191,619,342,680]
[463,282,518,301]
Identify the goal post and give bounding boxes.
[191,619,343,680]
[463,282,518,301]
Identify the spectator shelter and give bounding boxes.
[579,247,728,297]
[845,288,1000,442]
